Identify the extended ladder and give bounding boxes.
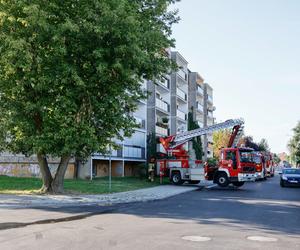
[170,118,244,148]
[232,125,244,147]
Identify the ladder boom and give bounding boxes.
[170,119,244,148]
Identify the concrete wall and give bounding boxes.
[0,153,75,179]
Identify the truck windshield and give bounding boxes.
[239,151,254,163]
[252,155,261,164]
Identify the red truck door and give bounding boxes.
[224,149,239,178]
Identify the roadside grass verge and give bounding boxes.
[0,175,170,195]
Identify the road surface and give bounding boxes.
[0,175,299,250]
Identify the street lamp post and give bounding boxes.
[109,144,112,192]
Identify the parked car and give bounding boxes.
[280,168,300,187]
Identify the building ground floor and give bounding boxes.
[92,159,146,178]
[0,153,146,180]
[77,155,146,179]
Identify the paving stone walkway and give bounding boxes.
[0,185,201,208]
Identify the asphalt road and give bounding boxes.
[0,175,299,250]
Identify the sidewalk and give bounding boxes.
[0,185,201,227]
[0,185,201,208]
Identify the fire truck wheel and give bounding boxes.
[171,172,183,185]
[232,181,245,187]
[216,173,229,187]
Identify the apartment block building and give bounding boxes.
[188,72,215,160]
[147,51,189,157]
[147,75,171,138]
[203,83,215,159]
[188,71,205,127]
[170,51,189,135]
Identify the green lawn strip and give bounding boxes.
[0,176,169,195]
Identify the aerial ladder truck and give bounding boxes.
[157,119,257,187]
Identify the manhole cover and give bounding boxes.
[182,236,211,242]
[247,236,278,242]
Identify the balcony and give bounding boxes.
[208,111,214,119]
[177,88,187,101]
[156,125,168,136]
[156,98,170,113]
[177,68,188,81]
[197,102,204,113]
[157,78,169,89]
[197,86,204,96]
[123,146,145,159]
[207,95,213,103]
[197,121,204,128]
[134,117,146,129]
[177,109,187,121]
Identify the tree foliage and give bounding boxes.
[239,136,270,152]
[188,110,203,160]
[288,121,300,164]
[0,0,179,193]
[272,153,280,165]
[212,129,231,158]
[258,138,270,152]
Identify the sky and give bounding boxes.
[170,0,300,153]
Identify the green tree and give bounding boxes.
[288,121,300,165]
[273,153,280,165]
[212,129,231,158]
[258,138,270,152]
[188,110,203,160]
[0,0,178,193]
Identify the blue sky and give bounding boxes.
[171,0,300,153]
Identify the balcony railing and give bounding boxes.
[177,88,187,101]
[177,109,187,121]
[197,86,204,95]
[197,102,204,112]
[123,146,145,159]
[156,125,168,136]
[157,78,169,89]
[207,95,213,103]
[156,98,170,112]
[177,68,188,81]
[134,117,146,129]
[197,121,204,128]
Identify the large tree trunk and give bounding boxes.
[37,153,53,193]
[51,155,71,194]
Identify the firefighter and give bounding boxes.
[148,157,155,182]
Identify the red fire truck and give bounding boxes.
[156,119,257,187]
[252,152,267,180]
[264,152,275,177]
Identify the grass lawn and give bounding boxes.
[0,175,170,195]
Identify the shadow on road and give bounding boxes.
[0,177,299,236]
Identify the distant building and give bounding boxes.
[278,152,288,162]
